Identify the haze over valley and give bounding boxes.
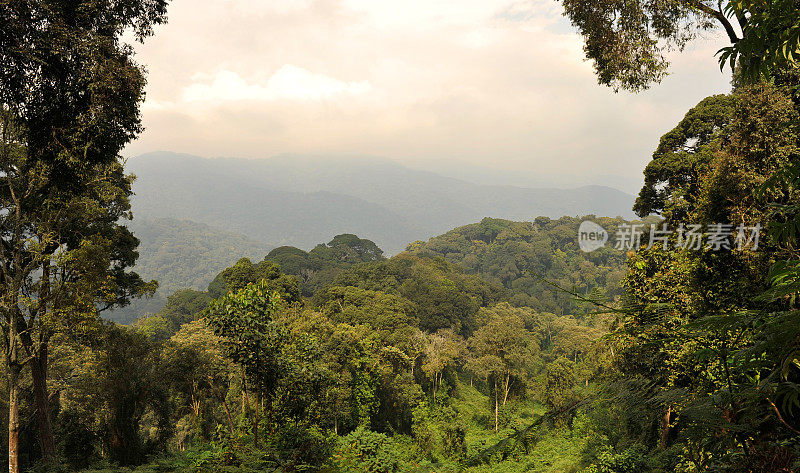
[129,151,635,254]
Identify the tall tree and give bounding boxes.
[465,304,537,431]
[618,81,800,471]
[0,1,167,469]
[204,279,286,448]
[421,329,465,403]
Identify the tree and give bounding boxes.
[58,325,171,466]
[207,257,300,303]
[465,303,537,431]
[204,279,285,448]
[165,320,237,440]
[0,2,167,469]
[421,329,465,403]
[265,234,385,297]
[286,310,380,434]
[134,289,213,341]
[634,94,735,221]
[544,357,576,411]
[616,81,800,470]
[329,254,505,335]
[409,217,629,316]
[318,285,419,351]
[559,0,800,91]
[310,234,384,265]
[0,111,156,468]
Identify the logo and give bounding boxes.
[578,220,608,252]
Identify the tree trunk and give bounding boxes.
[502,373,511,406]
[659,405,672,449]
[8,365,20,473]
[494,379,499,432]
[253,371,260,448]
[30,344,55,461]
[241,368,249,416]
[220,396,235,436]
[8,302,21,473]
[209,375,235,436]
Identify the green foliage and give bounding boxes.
[267,423,335,471]
[265,234,385,297]
[133,289,213,341]
[318,285,419,348]
[718,0,800,81]
[634,94,735,220]
[325,253,505,335]
[13,3,800,471]
[613,80,800,472]
[130,218,271,297]
[409,217,631,317]
[544,358,577,412]
[560,0,800,91]
[581,445,649,473]
[207,258,300,303]
[205,279,285,397]
[333,427,417,473]
[56,410,97,470]
[57,325,172,466]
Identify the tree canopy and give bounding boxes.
[560,0,800,90]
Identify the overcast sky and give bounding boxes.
[125,0,733,190]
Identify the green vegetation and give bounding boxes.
[105,218,271,325]
[408,216,642,314]
[561,0,800,90]
[130,218,271,297]
[265,233,385,297]
[39,77,798,471]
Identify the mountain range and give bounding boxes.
[128,152,636,255]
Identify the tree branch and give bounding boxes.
[766,397,800,436]
[687,0,740,44]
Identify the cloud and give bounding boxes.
[126,0,733,185]
[181,66,371,103]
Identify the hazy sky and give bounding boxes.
[125,0,732,189]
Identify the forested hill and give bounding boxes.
[107,218,272,324]
[112,216,642,323]
[129,218,271,295]
[408,216,646,315]
[127,152,636,254]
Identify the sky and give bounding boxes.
[125,0,733,192]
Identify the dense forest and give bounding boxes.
[2,0,800,473]
[49,231,617,472]
[407,216,650,314]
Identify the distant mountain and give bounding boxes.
[128,152,636,254]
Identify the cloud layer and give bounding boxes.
[125,0,733,187]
